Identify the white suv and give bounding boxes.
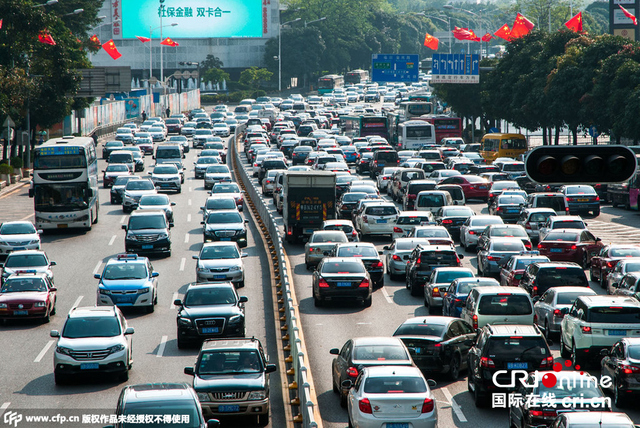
[538,215,587,241]
[560,295,640,366]
[50,306,134,384]
[148,164,182,193]
[355,202,399,239]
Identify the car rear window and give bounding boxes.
[419,251,458,264]
[353,344,408,361]
[435,270,473,283]
[471,218,503,227]
[587,306,640,323]
[324,224,354,234]
[552,220,585,229]
[529,212,554,222]
[321,261,365,273]
[492,228,527,237]
[537,268,588,287]
[486,337,548,357]
[363,375,427,394]
[402,171,425,181]
[477,294,532,315]
[366,206,397,216]
[397,216,432,225]
[394,323,445,337]
[417,194,444,207]
[557,291,594,305]
[544,232,580,242]
[491,241,525,252]
[535,197,566,211]
[409,183,437,194]
[337,246,378,257]
[312,232,348,243]
[611,248,640,258]
[515,258,549,270]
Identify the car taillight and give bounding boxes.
[570,245,577,250]
[416,257,422,265]
[525,222,532,230]
[318,278,329,288]
[373,261,384,268]
[533,285,538,294]
[408,194,417,200]
[487,256,502,261]
[595,196,600,202]
[359,278,370,288]
[480,356,495,368]
[525,242,532,250]
[540,356,554,368]
[469,230,476,235]
[496,206,502,212]
[538,244,543,249]
[359,398,372,414]
[442,219,453,224]
[347,367,359,378]
[421,398,434,413]
[472,314,478,330]
[392,255,401,261]
[393,227,403,233]
[352,230,358,238]
[432,287,441,297]
[254,163,258,167]
[530,410,557,417]
[489,193,495,198]
[622,365,640,374]
[383,176,389,180]
[553,309,564,318]
[582,326,592,334]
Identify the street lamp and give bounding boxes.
[32,0,58,7]
[305,16,326,27]
[148,22,177,84]
[62,8,83,17]
[278,17,301,92]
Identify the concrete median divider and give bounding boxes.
[229,125,322,428]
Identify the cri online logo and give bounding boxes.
[492,358,612,389]
[541,359,582,388]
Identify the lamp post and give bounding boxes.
[148,22,177,83]
[32,0,58,7]
[62,8,83,17]
[179,61,200,92]
[278,17,301,92]
[444,5,481,56]
[305,16,326,27]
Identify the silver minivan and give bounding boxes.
[108,150,135,172]
[461,286,534,331]
[415,190,454,214]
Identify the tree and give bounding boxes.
[201,68,230,87]
[239,67,273,89]
[200,54,224,71]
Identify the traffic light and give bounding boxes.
[525,145,637,184]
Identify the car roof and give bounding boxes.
[130,210,166,217]
[185,282,235,293]
[0,221,35,227]
[560,412,632,425]
[401,316,454,326]
[433,267,473,273]
[124,383,194,403]
[363,365,423,377]
[484,324,541,337]
[201,337,262,351]
[577,295,640,308]
[352,336,407,346]
[534,262,583,269]
[549,215,584,222]
[474,286,530,295]
[545,286,597,294]
[69,306,117,318]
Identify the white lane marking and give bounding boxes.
[0,402,10,417]
[34,340,55,363]
[170,292,179,309]
[189,187,192,192]
[157,335,168,357]
[92,261,102,275]
[180,257,186,271]
[188,199,192,206]
[187,214,191,222]
[441,386,468,423]
[356,322,371,325]
[108,235,116,246]
[72,296,84,309]
[381,286,393,304]
[184,233,189,243]
[120,215,126,224]
[20,213,34,220]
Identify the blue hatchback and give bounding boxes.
[342,147,360,164]
[442,277,499,317]
[560,184,600,216]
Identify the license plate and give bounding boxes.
[202,327,219,334]
[214,275,226,280]
[387,424,409,428]
[336,282,351,287]
[57,224,68,228]
[13,247,25,251]
[220,238,231,241]
[506,209,517,213]
[377,219,387,223]
[13,310,28,316]
[550,248,563,253]
[304,229,314,234]
[507,362,528,369]
[142,244,153,249]
[609,330,627,336]
[479,186,487,189]
[218,405,240,413]
[81,363,99,370]
[378,163,385,167]
[577,198,588,202]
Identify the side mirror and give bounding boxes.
[201,221,205,225]
[94,273,101,279]
[427,379,437,388]
[152,272,160,278]
[124,327,135,335]
[50,261,57,266]
[171,202,176,206]
[265,364,277,373]
[239,296,248,303]
[200,207,205,211]
[561,307,569,315]
[378,250,383,255]
[241,253,249,258]
[546,339,554,346]
[174,299,183,307]
[383,246,390,250]
[596,237,602,242]
[600,348,610,357]
[329,348,340,355]
[50,287,57,292]
[192,255,199,260]
[50,330,60,338]
[169,223,174,228]
[122,225,127,230]
[37,229,43,234]
[184,366,195,376]
[458,254,465,259]
[341,379,353,389]
[532,296,540,303]
[147,171,152,175]
[28,189,34,198]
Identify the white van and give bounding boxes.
[435,184,466,205]
[461,286,534,330]
[415,190,453,214]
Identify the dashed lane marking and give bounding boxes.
[34,340,55,363]
[157,336,168,357]
[108,235,116,246]
[381,286,393,304]
[179,258,186,271]
[120,215,126,224]
[92,261,102,275]
[170,292,178,309]
[187,214,191,222]
[71,296,84,309]
[442,386,468,423]
[184,233,189,243]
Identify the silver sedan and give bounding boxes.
[383,238,431,280]
[304,231,349,269]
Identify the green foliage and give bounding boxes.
[238,67,273,88]
[10,156,23,169]
[200,54,224,70]
[201,68,230,86]
[0,163,13,174]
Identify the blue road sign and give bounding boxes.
[371,54,419,83]
[431,53,480,84]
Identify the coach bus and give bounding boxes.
[345,69,369,85]
[398,101,434,121]
[318,74,345,95]
[30,136,99,231]
[397,120,436,150]
[341,115,389,140]
[418,115,463,142]
[479,133,528,163]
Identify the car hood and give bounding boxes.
[100,278,150,289]
[0,233,39,242]
[205,173,232,179]
[105,171,130,178]
[180,305,242,318]
[57,336,125,350]
[0,291,50,303]
[3,266,49,276]
[193,372,265,392]
[198,259,243,269]
[128,228,167,235]
[204,223,245,231]
[151,173,180,180]
[138,204,171,212]
[125,189,157,197]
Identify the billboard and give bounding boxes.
[119,0,264,39]
[371,54,419,83]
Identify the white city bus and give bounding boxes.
[30,136,99,231]
[397,120,436,150]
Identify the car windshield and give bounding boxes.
[139,195,169,206]
[588,306,640,323]
[627,345,640,360]
[538,268,587,287]
[491,241,525,251]
[4,254,47,268]
[106,164,129,172]
[128,215,166,230]
[353,344,408,361]
[492,227,527,237]
[206,165,229,173]
[544,232,580,242]
[342,193,367,203]
[213,184,240,193]
[321,261,365,273]
[206,198,237,210]
[363,376,427,394]
[197,157,220,165]
[515,258,549,270]
[435,270,473,283]
[611,248,640,258]
[185,287,237,306]
[154,166,178,174]
[1,277,47,292]
[103,263,147,280]
[557,291,595,305]
[624,262,640,273]
[442,208,474,217]
[394,323,445,337]
[311,232,348,243]
[478,295,532,315]
[337,246,378,257]
[106,142,123,148]
[206,212,243,224]
[200,245,239,259]
[63,316,121,338]
[415,229,449,238]
[457,280,497,294]
[0,223,36,235]
[198,350,262,375]
[126,180,154,191]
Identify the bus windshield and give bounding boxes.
[34,183,88,212]
[34,153,87,169]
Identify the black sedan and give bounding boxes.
[392,316,475,380]
[435,206,475,240]
[333,243,384,288]
[174,282,247,349]
[489,194,526,223]
[356,152,374,174]
[601,337,640,407]
[312,257,372,307]
[337,192,368,219]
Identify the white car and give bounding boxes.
[0,221,42,255]
[377,167,400,192]
[429,169,462,182]
[50,305,134,384]
[148,126,166,142]
[148,164,182,193]
[459,215,504,251]
[560,295,640,366]
[212,123,230,137]
[356,202,400,238]
[203,165,232,190]
[345,365,437,428]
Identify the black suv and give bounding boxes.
[519,262,589,297]
[258,159,287,184]
[467,324,553,407]
[405,245,464,296]
[184,338,276,426]
[175,282,247,348]
[123,210,172,256]
[369,150,399,178]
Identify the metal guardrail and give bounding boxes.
[230,124,321,428]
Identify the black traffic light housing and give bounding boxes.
[525,145,637,184]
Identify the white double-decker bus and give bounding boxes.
[30,136,99,231]
[397,120,436,150]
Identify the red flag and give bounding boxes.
[160,37,179,47]
[494,24,512,41]
[38,30,56,46]
[516,12,535,30]
[89,34,101,47]
[619,5,638,25]
[136,35,151,43]
[102,39,122,60]
[452,26,474,40]
[565,12,583,32]
[511,13,534,39]
[0,19,3,29]
[481,33,493,42]
[468,29,481,42]
[423,32,439,50]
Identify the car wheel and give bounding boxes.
[474,383,486,408]
[120,370,129,382]
[410,280,420,297]
[449,354,461,381]
[544,320,551,341]
[51,304,56,316]
[582,253,589,269]
[177,187,181,194]
[340,389,348,408]
[363,295,372,308]
[313,294,323,307]
[146,303,155,314]
[477,261,483,276]
[237,280,245,288]
[560,333,570,359]
[177,332,188,350]
[572,341,583,367]
[257,411,269,426]
[43,311,50,324]
[615,379,626,408]
[594,208,600,216]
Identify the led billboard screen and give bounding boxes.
[120,0,264,39]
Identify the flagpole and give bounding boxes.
[149,26,153,84]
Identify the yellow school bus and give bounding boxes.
[480,133,528,163]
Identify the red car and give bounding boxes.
[537,229,603,267]
[499,254,551,287]
[438,175,490,200]
[589,244,640,287]
[0,272,56,322]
